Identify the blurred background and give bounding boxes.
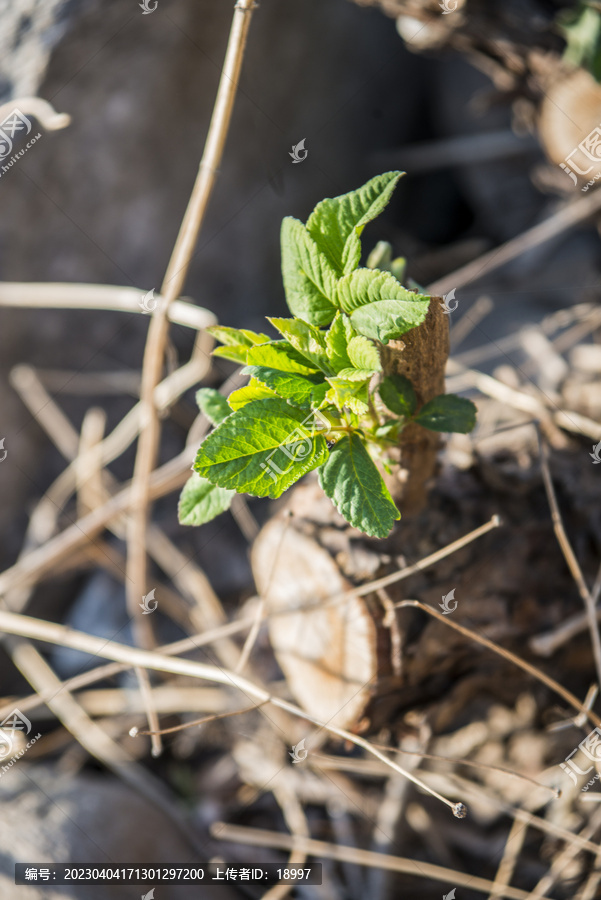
[1,1,601,898]
[3,0,596,569]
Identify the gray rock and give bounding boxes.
[0,763,238,899]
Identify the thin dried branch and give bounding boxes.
[536,427,601,694]
[0,619,254,721]
[527,806,601,900]
[130,701,268,737]
[10,686,225,719]
[366,742,557,797]
[0,282,215,331]
[429,770,601,856]
[530,567,601,656]
[3,636,204,854]
[487,818,527,900]
[210,823,552,900]
[394,600,601,729]
[427,189,601,296]
[230,494,260,542]
[263,781,310,900]
[125,0,259,722]
[0,607,467,817]
[235,597,265,674]
[454,303,598,369]
[449,294,494,348]
[0,97,70,130]
[275,515,501,617]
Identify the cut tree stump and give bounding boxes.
[252,297,449,731]
[251,485,400,731]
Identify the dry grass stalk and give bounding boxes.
[427,187,601,296]
[210,822,554,900]
[527,806,601,900]
[395,600,601,729]
[0,619,254,720]
[0,607,466,816]
[487,817,528,900]
[125,0,260,749]
[536,427,601,695]
[2,636,204,854]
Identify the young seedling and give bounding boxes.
[179,171,476,538]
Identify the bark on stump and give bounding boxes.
[382,296,449,513]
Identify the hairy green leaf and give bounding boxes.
[325,312,355,373]
[337,268,429,314]
[207,325,269,347]
[246,340,319,374]
[195,388,232,426]
[228,378,279,411]
[318,434,400,537]
[336,368,377,381]
[414,395,477,433]
[306,171,403,275]
[375,421,401,440]
[325,377,370,415]
[366,240,393,271]
[209,325,271,365]
[178,473,234,526]
[194,399,329,499]
[378,374,417,417]
[244,366,328,408]
[212,345,249,364]
[281,217,339,326]
[347,335,381,373]
[269,317,332,373]
[350,299,429,343]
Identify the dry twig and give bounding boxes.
[536,427,601,695]
[211,823,554,900]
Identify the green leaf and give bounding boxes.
[366,240,393,270]
[378,374,417,417]
[325,312,355,373]
[207,325,269,347]
[414,394,477,433]
[349,284,430,343]
[246,340,319,374]
[178,473,234,526]
[560,5,601,82]
[347,335,381,373]
[339,268,430,343]
[337,368,378,381]
[208,326,271,365]
[306,171,403,275]
[366,243,407,284]
[325,377,370,415]
[338,268,429,313]
[213,344,249,364]
[318,434,400,538]
[244,366,328,408]
[391,257,407,283]
[268,317,332,373]
[351,301,429,344]
[194,399,329,499]
[240,328,271,344]
[195,388,232,426]
[281,218,339,326]
[228,378,279,410]
[375,421,401,440]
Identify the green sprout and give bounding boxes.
[179,172,476,538]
